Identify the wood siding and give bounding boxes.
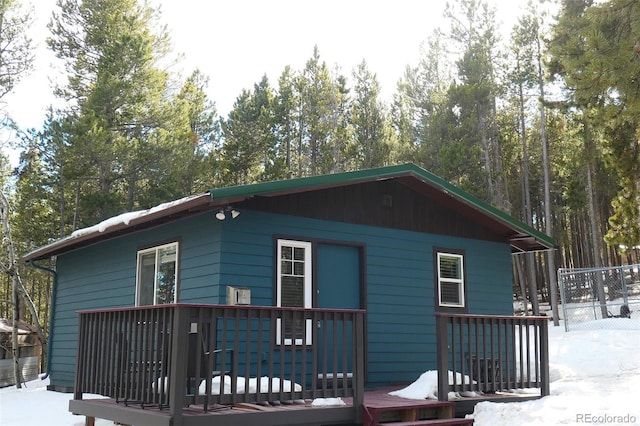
[50,201,514,390]
[50,214,223,390]
[240,179,505,244]
[218,209,513,388]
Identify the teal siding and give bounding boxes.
[218,210,513,387]
[49,213,222,389]
[49,208,513,390]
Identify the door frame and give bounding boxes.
[272,235,368,381]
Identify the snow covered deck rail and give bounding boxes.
[73,304,366,423]
[435,313,550,401]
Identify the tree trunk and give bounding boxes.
[537,35,560,325]
[1,191,22,388]
[584,122,608,318]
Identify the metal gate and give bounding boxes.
[558,264,640,331]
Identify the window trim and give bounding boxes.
[275,239,312,345]
[135,241,179,306]
[434,249,467,311]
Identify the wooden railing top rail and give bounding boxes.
[435,312,550,321]
[76,303,367,315]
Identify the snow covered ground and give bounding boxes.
[1,319,639,425]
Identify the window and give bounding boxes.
[136,242,179,306]
[276,239,312,345]
[437,252,465,308]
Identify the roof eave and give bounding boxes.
[20,193,215,262]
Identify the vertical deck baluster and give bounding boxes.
[534,319,540,387]
[517,318,524,389]
[255,309,264,404]
[300,309,308,400]
[526,318,532,387]
[289,309,299,402]
[101,311,110,397]
[207,307,219,406]
[142,308,152,406]
[341,312,348,396]
[449,316,457,392]
[458,317,462,391]
[311,310,319,400]
[321,310,328,396]
[268,309,276,401]
[489,317,495,392]
[244,307,252,399]
[481,317,487,392]
[218,308,228,401]
[331,311,338,394]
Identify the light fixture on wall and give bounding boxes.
[215,207,240,221]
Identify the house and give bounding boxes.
[22,163,554,425]
[0,319,42,387]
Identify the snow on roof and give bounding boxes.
[0,319,37,335]
[21,193,212,262]
[70,193,207,238]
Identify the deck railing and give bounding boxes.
[435,313,550,401]
[74,304,366,422]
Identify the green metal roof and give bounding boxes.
[210,163,556,251]
[22,163,555,262]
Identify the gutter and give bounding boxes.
[28,260,57,380]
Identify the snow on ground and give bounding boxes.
[471,319,640,426]
[1,319,639,425]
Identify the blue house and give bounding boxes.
[23,163,554,426]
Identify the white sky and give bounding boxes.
[2,0,536,155]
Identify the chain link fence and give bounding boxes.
[558,264,640,331]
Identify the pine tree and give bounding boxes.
[0,0,34,103]
[351,60,391,169]
[48,0,174,223]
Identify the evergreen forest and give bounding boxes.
[1,0,639,370]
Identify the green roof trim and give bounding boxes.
[209,163,556,250]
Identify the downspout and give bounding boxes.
[28,260,57,380]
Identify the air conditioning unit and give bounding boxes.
[226,286,251,305]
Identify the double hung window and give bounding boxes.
[136,242,179,306]
[437,252,465,308]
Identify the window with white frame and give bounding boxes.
[136,242,179,306]
[276,239,312,345]
[437,252,465,308]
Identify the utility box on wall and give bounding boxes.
[226,286,251,305]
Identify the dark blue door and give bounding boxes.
[316,243,361,384]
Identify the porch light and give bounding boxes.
[231,209,240,219]
[216,210,226,220]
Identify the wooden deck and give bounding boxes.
[70,386,540,426]
[69,306,548,425]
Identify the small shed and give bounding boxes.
[0,319,42,387]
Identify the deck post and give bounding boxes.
[73,313,86,401]
[539,319,550,396]
[435,314,449,401]
[168,305,189,426]
[353,312,365,423]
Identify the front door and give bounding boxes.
[316,243,362,384]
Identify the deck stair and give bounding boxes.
[362,395,473,426]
